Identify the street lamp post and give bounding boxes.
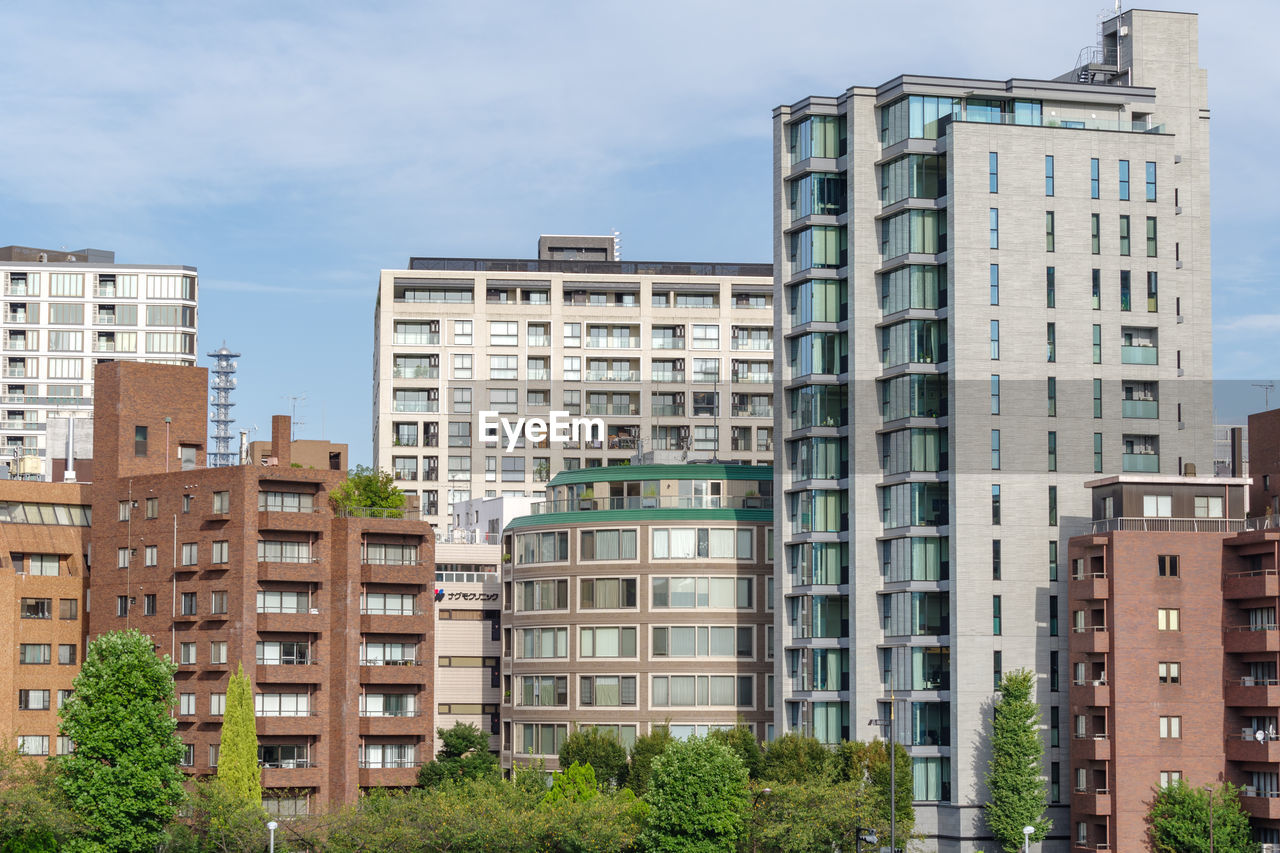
[855,827,878,853]
[267,820,278,853]
[869,695,898,853]
[1023,825,1034,853]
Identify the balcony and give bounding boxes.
[527,369,551,381]
[359,713,423,736]
[1072,626,1110,653]
[585,370,640,382]
[1091,517,1246,534]
[256,713,323,736]
[1121,399,1159,419]
[530,494,770,514]
[0,420,42,432]
[1241,791,1280,821]
[652,339,685,350]
[732,405,773,418]
[1225,625,1280,654]
[392,334,440,346]
[360,610,428,633]
[651,371,685,383]
[1225,570,1280,600]
[1072,735,1111,761]
[1120,345,1158,365]
[731,339,773,351]
[255,662,323,684]
[1227,733,1280,762]
[257,559,323,582]
[361,561,433,584]
[732,372,774,384]
[1121,453,1160,473]
[1072,680,1111,706]
[1072,573,1110,600]
[651,405,685,417]
[260,764,322,788]
[585,336,639,349]
[358,765,420,787]
[255,609,323,632]
[584,404,639,416]
[1072,790,1113,816]
[391,401,440,414]
[1226,679,1280,707]
[360,661,427,684]
[392,367,439,379]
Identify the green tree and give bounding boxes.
[156,779,271,853]
[417,722,499,788]
[560,727,628,789]
[215,664,261,809]
[543,762,598,805]
[626,724,672,796]
[640,736,749,853]
[760,733,830,784]
[1148,781,1256,853]
[0,747,82,852]
[330,465,405,516]
[830,740,914,841]
[984,670,1051,852]
[58,629,186,853]
[744,780,881,853]
[707,725,763,780]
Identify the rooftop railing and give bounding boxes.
[1090,517,1246,534]
[530,494,770,515]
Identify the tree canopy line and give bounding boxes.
[0,636,1260,852]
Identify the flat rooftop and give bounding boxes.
[405,257,772,278]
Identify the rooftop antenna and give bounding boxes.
[206,342,240,467]
[284,395,307,440]
[1254,382,1275,411]
[611,229,621,261]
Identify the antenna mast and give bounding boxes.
[207,343,240,467]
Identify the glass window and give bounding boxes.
[1047,323,1056,363]
[989,208,998,249]
[1147,217,1158,257]
[1091,214,1100,255]
[1146,161,1157,202]
[991,430,1000,470]
[1090,158,1100,199]
[1119,160,1130,200]
[1045,211,1055,252]
[989,152,998,193]
[1044,155,1054,196]
[989,265,998,305]
[1045,267,1055,308]
[990,375,1000,414]
[1119,215,1131,256]
[990,321,999,360]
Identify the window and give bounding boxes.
[1091,214,1100,254]
[580,578,638,609]
[992,595,1002,635]
[1050,650,1059,691]
[1045,267,1055,308]
[580,529,637,561]
[1119,215,1131,256]
[691,325,720,350]
[991,430,1000,470]
[563,322,581,348]
[1147,271,1159,312]
[19,644,49,664]
[651,528,752,560]
[144,594,156,615]
[448,422,471,447]
[144,497,158,519]
[489,355,517,380]
[1158,555,1180,577]
[118,500,131,521]
[1146,161,1157,201]
[182,494,193,513]
[518,676,568,707]
[1044,155,1054,196]
[59,598,77,620]
[180,643,196,664]
[181,592,197,615]
[211,541,228,564]
[59,644,76,665]
[145,545,157,567]
[1093,379,1103,418]
[179,693,196,715]
[488,321,518,346]
[1147,216,1158,257]
[257,641,310,665]
[211,693,226,715]
[452,353,472,379]
[1049,595,1059,636]
[517,627,568,659]
[1160,771,1182,789]
[651,575,753,608]
[453,319,472,345]
[991,485,1001,525]
[1159,716,1181,739]
[1045,322,1056,362]
[1118,160,1130,200]
[516,579,569,612]
[579,675,637,707]
[1049,485,1058,526]
[19,689,50,710]
[992,540,1001,580]
[990,321,999,360]
[211,591,228,614]
[989,208,999,248]
[1144,495,1173,517]
[20,598,51,619]
[580,626,637,658]
[116,595,129,617]
[1047,432,1057,472]
[1094,433,1103,472]
[1157,608,1181,631]
[519,723,567,756]
[17,736,48,756]
[1049,541,1059,581]
[1195,496,1224,518]
[134,426,147,456]
[1045,211,1055,252]
[993,650,1002,691]
[989,152,998,192]
[1159,662,1181,684]
[1047,377,1057,417]
[212,491,229,514]
[988,374,1000,415]
[653,625,753,658]
[651,675,752,707]
[1090,157,1099,198]
[1092,325,1102,364]
[254,694,311,717]
[117,548,129,569]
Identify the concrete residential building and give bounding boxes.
[773,10,1212,850]
[372,236,774,531]
[0,246,197,481]
[1066,475,1280,851]
[499,464,774,770]
[86,362,436,814]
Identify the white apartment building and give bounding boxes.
[373,236,775,528]
[773,10,1212,851]
[0,246,197,480]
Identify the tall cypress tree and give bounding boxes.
[216,663,261,808]
[984,669,1051,852]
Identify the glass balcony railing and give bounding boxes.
[1121,399,1159,419]
[651,405,685,417]
[731,339,773,351]
[392,333,440,346]
[1121,453,1160,473]
[391,401,439,413]
[532,494,770,514]
[392,367,439,379]
[586,336,640,349]
[1120,345,1158,365]
[653,339,685,350]
[733,405,773,418]
[585,404,639,416]
[585,370,640,382]
[651,371,685,382]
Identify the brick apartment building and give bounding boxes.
[83,362,436,815]
[1068,474,1280,851]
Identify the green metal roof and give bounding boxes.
[547,463,772,488]
[505,507,773,531]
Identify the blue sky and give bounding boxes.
[0,1,1274,464]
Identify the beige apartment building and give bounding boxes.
[372,236,774,530]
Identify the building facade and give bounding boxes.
[1066,474,1280,851]
[772,10,1213,849]
[499,464,774,770]
[372,236,775,531]
[85,363,436,814]
[0,246,197,481]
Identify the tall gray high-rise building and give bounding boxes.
[773,10,1211,850]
